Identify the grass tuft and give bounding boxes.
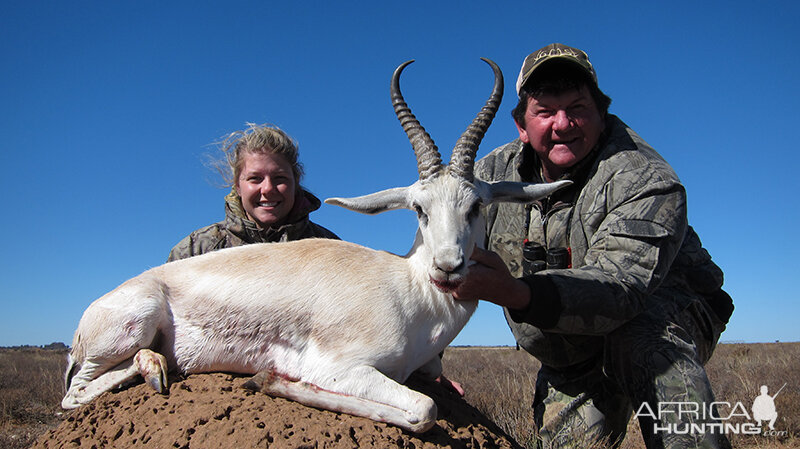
[443,343,800,449]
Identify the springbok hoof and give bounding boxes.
[134,349,169,394]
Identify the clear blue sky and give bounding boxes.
[1,1,798,347]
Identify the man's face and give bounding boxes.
[515,84,605,181]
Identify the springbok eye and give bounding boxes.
[413,204,428,225]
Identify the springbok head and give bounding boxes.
[326,59,570,293]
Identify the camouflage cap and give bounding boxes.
[515,43,597,95]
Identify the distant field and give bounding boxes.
[441,343,800,448]
[0,347,67,449]
[2,343,798,448]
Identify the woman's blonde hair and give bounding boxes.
[214,123,304,187]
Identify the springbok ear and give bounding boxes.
[487,180,572,204]
[325,187,410,215]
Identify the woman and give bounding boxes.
[168,123,338,262]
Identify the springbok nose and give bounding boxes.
[434,247,465,273]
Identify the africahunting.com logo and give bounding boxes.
[635,383,788,437]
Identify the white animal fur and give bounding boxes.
[62,59,570,433]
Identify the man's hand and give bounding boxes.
[453,247,531,311]
[435,374,465,397]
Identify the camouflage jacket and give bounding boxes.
[167,188,339,262]
[475,115,730,367]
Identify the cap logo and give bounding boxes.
[516,44,596,96]
[533,47,580,64]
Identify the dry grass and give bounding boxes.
[704,343,800,448]
[0,348,68,449]
[442,343,800,449]
[442,346,541,447]
[1,343,798,448]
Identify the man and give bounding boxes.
[454,44,733,448]
[752,385,780,430]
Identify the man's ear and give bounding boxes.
[514,118,530,144]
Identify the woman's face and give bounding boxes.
[236,152,297,228]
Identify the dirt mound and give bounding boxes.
[33,372,521,448]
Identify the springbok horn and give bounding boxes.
[391,60,443,181]
[449,58,504,182]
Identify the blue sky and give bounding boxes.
[1,1,798,347]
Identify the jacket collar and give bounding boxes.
[223,187,323,243]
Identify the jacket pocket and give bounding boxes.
[607,219,669,241]
[600,219,671,292]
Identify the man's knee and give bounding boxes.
[604,300,720,386]
[533,364,631,448]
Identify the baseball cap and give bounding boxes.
[515,43,597,95]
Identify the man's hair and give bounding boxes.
[213,123,304,188]
[511,61,612,126]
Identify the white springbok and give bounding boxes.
[62,58,570,433]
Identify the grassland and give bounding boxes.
[441,343,800,448]
[2,343,798,448]
[0,347,68,449]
